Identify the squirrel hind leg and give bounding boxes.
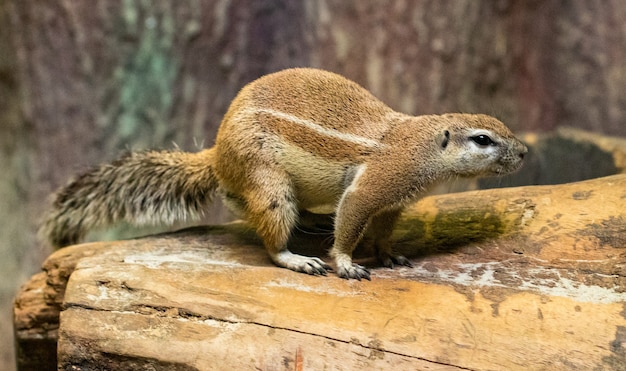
[240,173,331,276]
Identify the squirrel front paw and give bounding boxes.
[336,262,371,281]
[378,252,413,269]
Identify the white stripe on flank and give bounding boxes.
[248,107,381,148]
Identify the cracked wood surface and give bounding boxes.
[14,175,626,370]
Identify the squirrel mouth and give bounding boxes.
[497,159,524,175]
[488,158,524,176]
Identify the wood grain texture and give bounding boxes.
[14,175,626,370]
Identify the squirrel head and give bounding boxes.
[434,114,528,178]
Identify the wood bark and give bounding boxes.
[14,175,626,370]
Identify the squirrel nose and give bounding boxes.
[518,144,529,159]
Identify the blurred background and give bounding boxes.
[2,1,626,369]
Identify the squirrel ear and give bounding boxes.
[437,130,450,149]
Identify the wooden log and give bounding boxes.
[14,175,626,370]
[13,272,58,371]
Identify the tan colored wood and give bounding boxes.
[58,252,625,370]
[15,175,626,370]
[13,272,58,370]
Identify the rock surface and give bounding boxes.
[14,175,626,370]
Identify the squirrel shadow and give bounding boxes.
[289,209,507,264]
[162,207,510,269]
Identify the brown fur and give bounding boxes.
[41,68,527,280]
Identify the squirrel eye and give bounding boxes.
[470,135,496,146]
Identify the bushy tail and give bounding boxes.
[40,148,219,248]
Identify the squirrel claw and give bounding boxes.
[337,263,371,281]
[379,253,413,269]
[272,251,331,276]
[304,257,332,276]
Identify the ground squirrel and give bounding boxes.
[41,68,527,280]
